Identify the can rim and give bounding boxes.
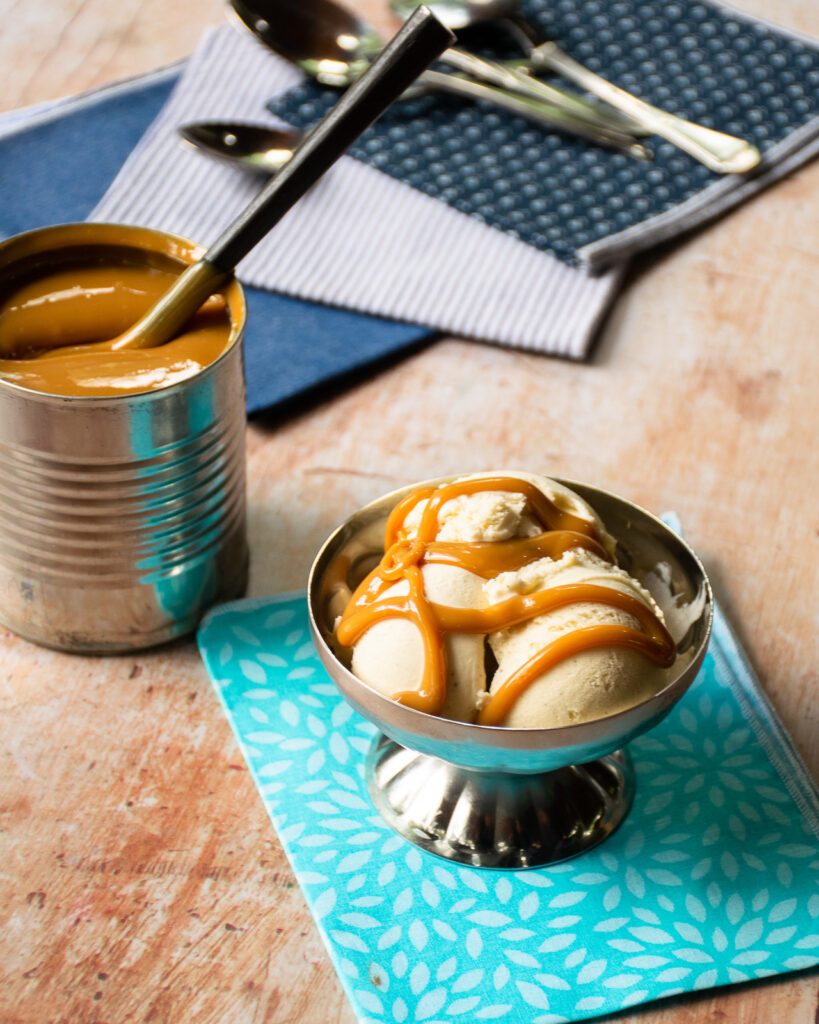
[0,222,247,405]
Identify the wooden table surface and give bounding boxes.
[0,1,817,1021]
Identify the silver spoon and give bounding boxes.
[394,0,762,174]
[230,0,649,157]
[180,122,298,173]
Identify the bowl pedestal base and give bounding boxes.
[366,736,635,869]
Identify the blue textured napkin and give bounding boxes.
[198,583,818,1022]
[271,0,819,269]
[0,73,432,417]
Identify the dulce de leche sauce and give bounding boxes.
[0,249,234,398]
[335,476,676,726]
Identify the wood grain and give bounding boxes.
[0,1,817,1021]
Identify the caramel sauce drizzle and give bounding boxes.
[335,477,675,725]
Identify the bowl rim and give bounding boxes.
[307,473,714,742]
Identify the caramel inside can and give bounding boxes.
[0,227,240,398]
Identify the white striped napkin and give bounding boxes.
[92,23,622,357]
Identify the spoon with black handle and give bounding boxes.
[47,7,454,355]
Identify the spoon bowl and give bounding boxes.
[231,0,381,85]
[180,122,299,173]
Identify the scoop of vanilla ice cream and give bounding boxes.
[486,549,670,728]
[401,487,536,542]
[351,563,486,721]
[399,472,612,547]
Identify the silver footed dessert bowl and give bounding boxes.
[308,473,713,869]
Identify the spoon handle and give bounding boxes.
[533,42,761,175]
[114,6,454,352]
[423,70,649,159]
[440,48,642,137]
[209,8,454,269]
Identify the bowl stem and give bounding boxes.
[366,736,635,869]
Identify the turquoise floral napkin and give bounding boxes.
[198,585,818,1023]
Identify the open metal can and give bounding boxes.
[0,223,249,652]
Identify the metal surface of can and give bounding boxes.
[0,223,249,652]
